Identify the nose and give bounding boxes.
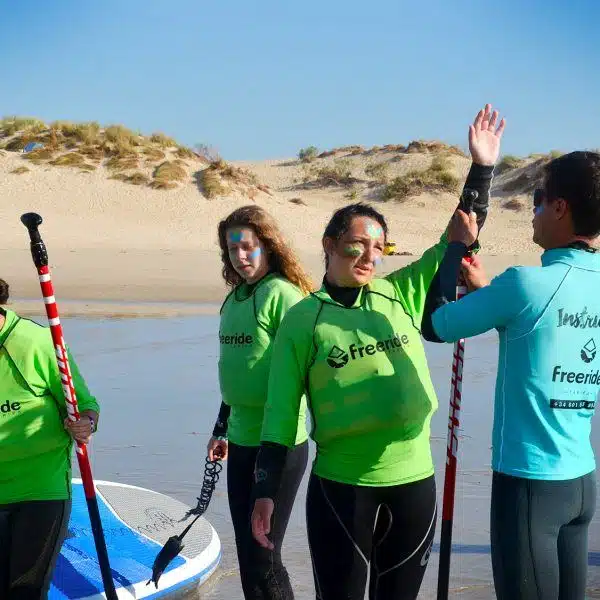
[232,248,245,263]
[362,245,378,264]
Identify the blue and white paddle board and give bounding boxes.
[50,479,221,599]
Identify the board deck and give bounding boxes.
[50,479,221,599]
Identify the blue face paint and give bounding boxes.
[249,247,262,260]
[228,230,243,243]
[374,256,383,267]
[534,205,544,216]
[367,222,383,239]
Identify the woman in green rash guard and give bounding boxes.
[0,278,100,600]
[206,205,314,600]
[250,104,506,600]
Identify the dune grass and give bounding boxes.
[10,166,30,175]
[364,160,390,183]
[199,168,228,198]
[106,155,139,171]
[50,152,87,167]
[175,145,195,160]
[153,160,187,182]
[298,146,319,162]
[381,156,459,201]
[79,144,105,161]
[149,179,178,190]
[0,117,47,136]
[150,133,177,148]
[110,171,149,185]
[23,148,56,163]
[142,147,166,162]
[302,158,356,187]
[496,154,525,175]
[52,121,101,145]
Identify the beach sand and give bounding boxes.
[0,149,541,317]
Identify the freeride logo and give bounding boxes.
[552,365,600,386]
[326,334,410,369]
[219,332,253,345]
[327,346,349,368]
[581,338,597,363]
[0,400,22,414]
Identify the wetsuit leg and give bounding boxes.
[491,470,596,600]
[2,499,71,600]
[0,507,11,598]
[557,471,596,600]
[369,475,437,600]
[306,474,378,600]
[306,474,436,600]
[228,441,308,600]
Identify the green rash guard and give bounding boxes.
[0,310,100,504]
[218,273,309,446]
[261,234,448,486]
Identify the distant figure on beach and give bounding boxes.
[249,104,505,600]
[206,206,313,600]
[424,151,600,599]
[0,277,100,599]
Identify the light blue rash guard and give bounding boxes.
[432,247,600,480]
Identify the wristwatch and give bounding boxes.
[88,416,96,434]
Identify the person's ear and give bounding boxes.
[323,237,335,257]
[553,197,569,221]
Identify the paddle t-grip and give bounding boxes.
[20,212,48,268]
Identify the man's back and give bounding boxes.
[431,246,600,479]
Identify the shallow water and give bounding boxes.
[52,314,600,599]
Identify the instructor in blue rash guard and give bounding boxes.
[422,151,600,600]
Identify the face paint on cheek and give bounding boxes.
[367,223,383,239]
[534,205,544,216]
[249,247,262,261]
[373,256,383,267]
[343,245,363,258]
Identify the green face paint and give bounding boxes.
[367,222,383,239]
[343,245,363,258]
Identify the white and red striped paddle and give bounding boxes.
[21,212,118,600]
[437,187,479,600]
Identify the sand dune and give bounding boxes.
[0,137,544,317]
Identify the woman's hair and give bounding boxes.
[0,279,9,305]
[217,205,314,294]
[322,202,388,265]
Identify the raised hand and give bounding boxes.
[469,104,506,166]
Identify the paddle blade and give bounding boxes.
[147,535,184,588]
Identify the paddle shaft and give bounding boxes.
[437,274,469,600]
[21,214,118,600]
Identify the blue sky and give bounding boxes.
[1,1,598,161]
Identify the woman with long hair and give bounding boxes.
[207,205,313,600]
[250,105,505,599]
